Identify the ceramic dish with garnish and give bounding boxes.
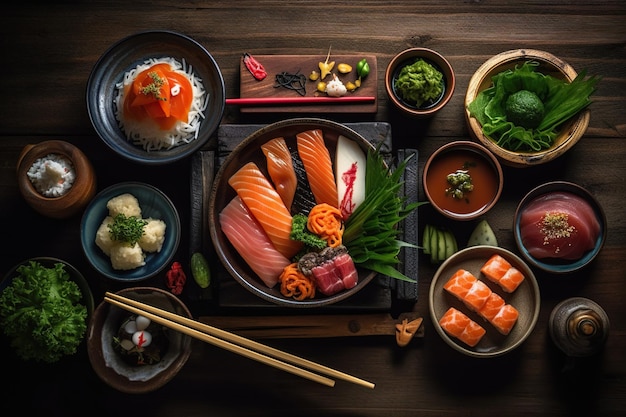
[513,181,607,274]
[80,182,180,282]
[429,246,540,358]
[86,30,225,165]
[87,287,192,394]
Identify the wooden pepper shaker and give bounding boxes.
[549,297,609,357]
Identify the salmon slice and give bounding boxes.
[480,254,525,293]
[296,129,339,209]
[491,304,519,335]
[462,280,492,312]
[228,161,303,259]
[443,269,477,299]
[261,137,297,210]
[477,292,506,322]
[439,307,486,347]
[219,196,292,288]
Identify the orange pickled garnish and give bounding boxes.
[123,62,193,130]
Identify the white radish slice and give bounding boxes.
[335,135,366,219]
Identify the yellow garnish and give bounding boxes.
[140,71,166,101]
[318,46,335,80]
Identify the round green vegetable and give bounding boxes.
[505,90,545,129]
[190,252,211,289]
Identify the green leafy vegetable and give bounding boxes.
[468,60,600,151]
[344,145,425,282]
[108,213,147,245]
[0,261,88,363]
[290,213,327,251]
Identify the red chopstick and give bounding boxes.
[226,96,376,106]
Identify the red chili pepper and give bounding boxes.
[166,261,186,295]
[243,52,267,81]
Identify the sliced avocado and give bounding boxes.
[467,219,498,247]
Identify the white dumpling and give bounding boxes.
[109,243,145,270]
[95,216,115,256]
[107,193,141,218]
[138,218,167,253]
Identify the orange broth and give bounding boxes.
[426,149,499,218]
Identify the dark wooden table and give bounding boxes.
[1,2,625,416]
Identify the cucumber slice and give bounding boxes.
[467,219,498,247]
[422,224,431,254]
[444,229,458,259]
[430,226,439,263]
[437,229,446,262]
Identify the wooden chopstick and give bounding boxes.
[104,292,375,389]
[225,96,375,106]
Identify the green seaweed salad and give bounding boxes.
[468,61,600,152]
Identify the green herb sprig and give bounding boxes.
[108,214,147,246]
[343,144,425,282]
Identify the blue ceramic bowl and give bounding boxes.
[81,182,180,282]
[513,181,606,274]
[86,30,225,165]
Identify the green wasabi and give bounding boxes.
[394,59,444,107]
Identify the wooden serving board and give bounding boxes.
[238,54,378,113]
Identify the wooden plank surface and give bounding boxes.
[238,54,377,113]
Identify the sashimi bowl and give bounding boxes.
[86,30,225,165]
[513,181,607,274]
[429,246,540,358]
[209,118,397,308]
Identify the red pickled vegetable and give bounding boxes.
[243,52,267,81]
[166,261,186,295]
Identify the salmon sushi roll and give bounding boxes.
[498,267,525,293]
[480,254,525,293]
[439,307,486,347]
[477,292,506,322]
[462,279,492,312]
[443,269,477,300]
[491,304,519,335]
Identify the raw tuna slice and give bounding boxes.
[518,191,600,260]
[333,252,358,290]
[219,196,291,288]
[311,262,345,296]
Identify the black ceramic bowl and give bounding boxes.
[86,30,225,165]
[209,118,384,308]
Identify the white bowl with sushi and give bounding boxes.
[209,118,394,308]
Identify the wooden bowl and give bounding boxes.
[385,48,455,118]
[87,287,192,394]
[465,49,590,168]
[16,140,97,219]
[423,141,503,221]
